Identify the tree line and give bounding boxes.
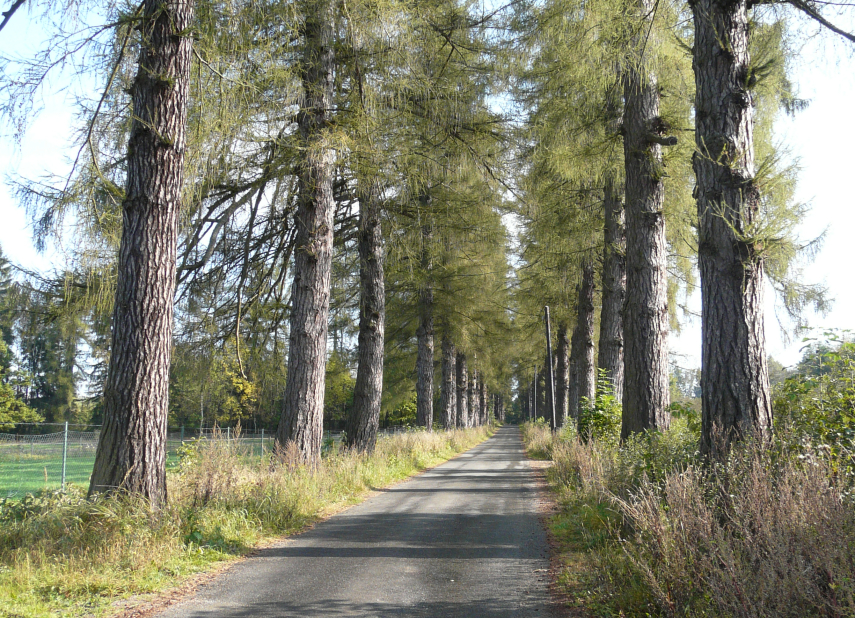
[0,0,851,504]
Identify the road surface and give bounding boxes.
[157,426,557,617]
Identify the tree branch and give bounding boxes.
[0,0,26,34]
[786,0,855,44]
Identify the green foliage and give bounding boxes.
[578,369,622,445]
[324,351,355,426]
[0,339,42,429]
[774,332,855,468]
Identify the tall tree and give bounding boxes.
[568,260,596,421]
[620,0,673,440]
[345,182,385,451]
[89,0,196,503]
[597,176,625,401]
[440,334,456,429]
[415,222,435,429]
[555,323,569,427]
[276,0,337,463]
[456,351,468,428]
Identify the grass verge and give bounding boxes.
[521,420,855,617]
[0,426,493,618]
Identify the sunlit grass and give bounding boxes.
[0,426,492,618]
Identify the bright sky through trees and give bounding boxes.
[0,7,852,370]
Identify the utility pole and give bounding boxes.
[544,307,557,431]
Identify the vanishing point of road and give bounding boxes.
[157,426,558,617]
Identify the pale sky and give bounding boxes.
[0,8,852,371]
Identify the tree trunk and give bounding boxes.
[440,334,456,430]
[693,0,772,454]
[555,323,570,428]
[569,261,597,422]
[89,0,195,505]
[598,175,626,402]
[456,352,468,428]
[621,0,671,440]
[345,183,385,452]
[479,380,487,426]
[416,224,434,429]
[468,367,478,427]
[276,0,336,464]
[520,385,528,422]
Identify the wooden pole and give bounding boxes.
[544,306,557,431]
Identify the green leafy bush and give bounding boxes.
[578,369,621,445]
[774,333,855,470]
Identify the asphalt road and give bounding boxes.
[157,426,557,618]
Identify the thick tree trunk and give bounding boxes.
[598,176,626,401]
[345,183,385,452]
[693,0,772,454]
[89,0,195,504]
[621,0,671,440]
[440,334,456,430]
[416,224,434,429]
[569,261,597,423]
[456,352,468,428]
[555,323,570,428]
[276,0,336,463]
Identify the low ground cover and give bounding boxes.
[0,426,492,618]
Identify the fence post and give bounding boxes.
[227,426,230,444]
[181,425,185,443]
[261,428,265,457]
[61,421,68,491]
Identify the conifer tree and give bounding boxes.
[89,0,196,503]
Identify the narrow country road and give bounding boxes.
[156,426,557,617]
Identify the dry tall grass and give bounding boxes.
[523,421,855,617]
[0,426,491,617]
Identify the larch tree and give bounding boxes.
[276,0,337,463]
[89,0,196,503]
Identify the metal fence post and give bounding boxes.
[61,421,68,491]
[227,426,230,444]
[261,428,265,457]
[181,425,185,443]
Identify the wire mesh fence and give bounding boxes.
[1,423,410,500]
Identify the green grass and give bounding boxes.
[0,427,494,618]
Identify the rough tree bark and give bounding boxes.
[569,261,597,423]
[456,352,468,428]
[276,0,337,463]
[416,224,434,429]
[440,334,457,430]
[692,0,772,454]
[621,0,672,440]
[555,323,570,428]
[345,183,385,452]
[89,0,196,504]
[598,176,626,401]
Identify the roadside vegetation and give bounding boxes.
[0,426,491,618]
[523,337,855,617]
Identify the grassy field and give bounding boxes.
[1,442,203,498]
